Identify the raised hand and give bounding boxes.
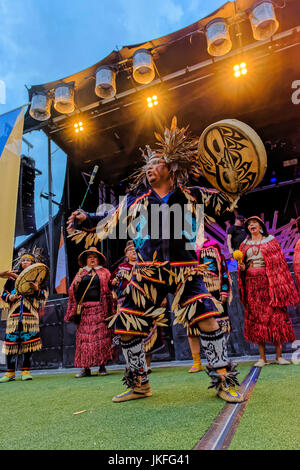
[67,210,87,231]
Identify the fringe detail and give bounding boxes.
[6,315,39,334]
[240,238,299,307]
[206,362,240,391]
[202,274,221,293]
[1,306,9,321]
[143,326,158,353]
[243,267,295,344]
[73,300,116,367]
[3,339,42,355]
[122,366,140,388]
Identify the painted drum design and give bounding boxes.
[198,119,267,196]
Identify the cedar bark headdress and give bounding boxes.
[13,246,46,270]
[129,116,201,189]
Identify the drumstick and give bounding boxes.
[79,165,99,210]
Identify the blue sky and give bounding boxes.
[0,0,226,245]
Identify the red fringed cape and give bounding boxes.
[239,236,299,308]
[65,267,114,322]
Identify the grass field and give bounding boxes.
[0,363,251,450]
[229,363,300,450]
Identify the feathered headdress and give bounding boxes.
[13,246,46,270]
[129,116,202,189]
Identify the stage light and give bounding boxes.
[29,92,51,121]
[54,83,75,114]
[233,62,247,78]
[205,18,232,57]
[74,121,84,133]
[249,1,279,41]
[95,66,116,99]
[133,49,155,85]
[147,95,159,108]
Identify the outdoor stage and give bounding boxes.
[18,0,300,291]
[1,0,300,452]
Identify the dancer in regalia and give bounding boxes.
[65,247,116,377]
[238,216,298,367]
[187,238,232,373]
[109,240,164,373]
[67,117,244,403]
[0,249,48,382]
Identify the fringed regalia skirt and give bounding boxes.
[109,261,219,338]
[244,267,295,344]
[3,313,42,355]
[74,301,116,367]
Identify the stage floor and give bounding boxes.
[0,356,299,451]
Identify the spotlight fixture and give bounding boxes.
[29,92,51,121]
[54,82,75,114]
[205,18,232,57]
[233,62,248,77]
[74,121,84,133]
[95,66,116,99]
[133,49,155,85]
[147,95,158,108]
[249,1,279,41]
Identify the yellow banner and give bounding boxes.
[0,107,25,296]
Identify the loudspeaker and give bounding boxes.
[15,155,37,236]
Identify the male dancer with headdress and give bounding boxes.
[67,117,243,403]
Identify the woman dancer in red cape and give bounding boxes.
[238,216,298,367]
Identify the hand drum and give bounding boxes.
[198,119,267,196]
[15,263,49,295]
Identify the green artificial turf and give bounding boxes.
[0,363,250,450]
[229,363,300,450]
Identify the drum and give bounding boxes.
[15,263,49,295]
[198,119,267,196]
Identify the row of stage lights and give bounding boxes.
[29,1,279,122]
[72,96,158,134]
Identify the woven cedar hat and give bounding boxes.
[245,216,268,236]
[78,246,106,267]
[124,240,135,253]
